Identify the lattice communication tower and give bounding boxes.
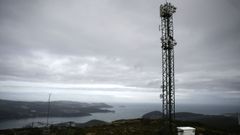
[160,2,177,122]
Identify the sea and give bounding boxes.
[0,103,239,130]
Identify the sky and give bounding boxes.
[0,0,240,104]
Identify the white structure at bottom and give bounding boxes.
[177,127,195,135]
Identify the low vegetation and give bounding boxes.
[0,118,239,135]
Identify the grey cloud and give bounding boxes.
[0,0,240,104]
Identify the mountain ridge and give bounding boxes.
[0,99,113,121]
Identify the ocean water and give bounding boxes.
[0,103,239,130]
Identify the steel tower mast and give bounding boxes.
[160,2,177,122]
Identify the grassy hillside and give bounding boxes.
[0,118,239,135]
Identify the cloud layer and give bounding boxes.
[0,0,240,104]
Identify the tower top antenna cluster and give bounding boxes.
[160,2,176,17]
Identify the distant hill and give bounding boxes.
[142,111,239,130]
[142,111,205,120]
[142,111,163,119]
[79,120,108,127]
[0,99,113,121]
[175,112,206,121]
[52,120,108,128]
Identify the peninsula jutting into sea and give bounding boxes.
[0,99,113,121]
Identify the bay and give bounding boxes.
[0,103,239,130]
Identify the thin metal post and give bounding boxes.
[46,93,51,127]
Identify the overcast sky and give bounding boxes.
[0,0,240,104]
